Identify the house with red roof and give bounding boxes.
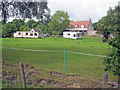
[63,18,95,39]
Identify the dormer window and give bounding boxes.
[75,25,78,28]
[30,29,35,32]
[81,24,85,28]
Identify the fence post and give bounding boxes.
[103,72,108,88]
[19,62,27,88]
[64,50,65,73]
[118,76,120,89]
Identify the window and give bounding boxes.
[81,24,85,28]
[26,33,28,35]
[19,33,21,35]
[30,33,33,36]
[73,34,76,37]
[68,34,70,35]
[82,32,84,36]
[77,34,80,37]
[34,33,37,36]
[75,25,78,28]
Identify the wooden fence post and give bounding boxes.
[19,62,27,88]
[103,72,108,88]
[118,76,120,89]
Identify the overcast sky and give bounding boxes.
[48,0,120,23]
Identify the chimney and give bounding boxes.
[89,18,91,22]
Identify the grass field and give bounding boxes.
[2,37,117,87]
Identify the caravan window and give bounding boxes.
[26,33,28,35]
[34,33,37,36]
[30,33,33,36]
[68,34,70,35]
[77,34,80,37]
[73,34,76,37]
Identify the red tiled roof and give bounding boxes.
[70,18,91,28]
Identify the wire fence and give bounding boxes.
[2,47,119,88]
[2,61,119,88]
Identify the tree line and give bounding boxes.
[93,6,119,42]
[1,10,70,38]
[1,1,70,37]
[104,5,120,88]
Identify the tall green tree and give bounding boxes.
[95,7,118,42]
[12,19,25,30]
[93,22,99,30]
[2,22,17,37]
[104,4,120,88]
[48,10,70,35]
[25,19,36,29]
[39,23,47,34]
[104,35,120,87]
[19,25,30,31]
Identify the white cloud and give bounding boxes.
[48,0,120,23]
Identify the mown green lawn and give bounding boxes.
[2,37,116,80]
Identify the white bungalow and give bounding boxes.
[14,29,40,38]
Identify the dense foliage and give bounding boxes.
[2,19,38,37]
[2,10,70,37]
[2,22,18,37]
[93,6,119,41]
[92,2,120,87]
[48,10,70,35]
[104,35,120,75]
[103,4,120,87]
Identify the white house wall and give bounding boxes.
[14,31,39,38]
[63,32,82,39]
